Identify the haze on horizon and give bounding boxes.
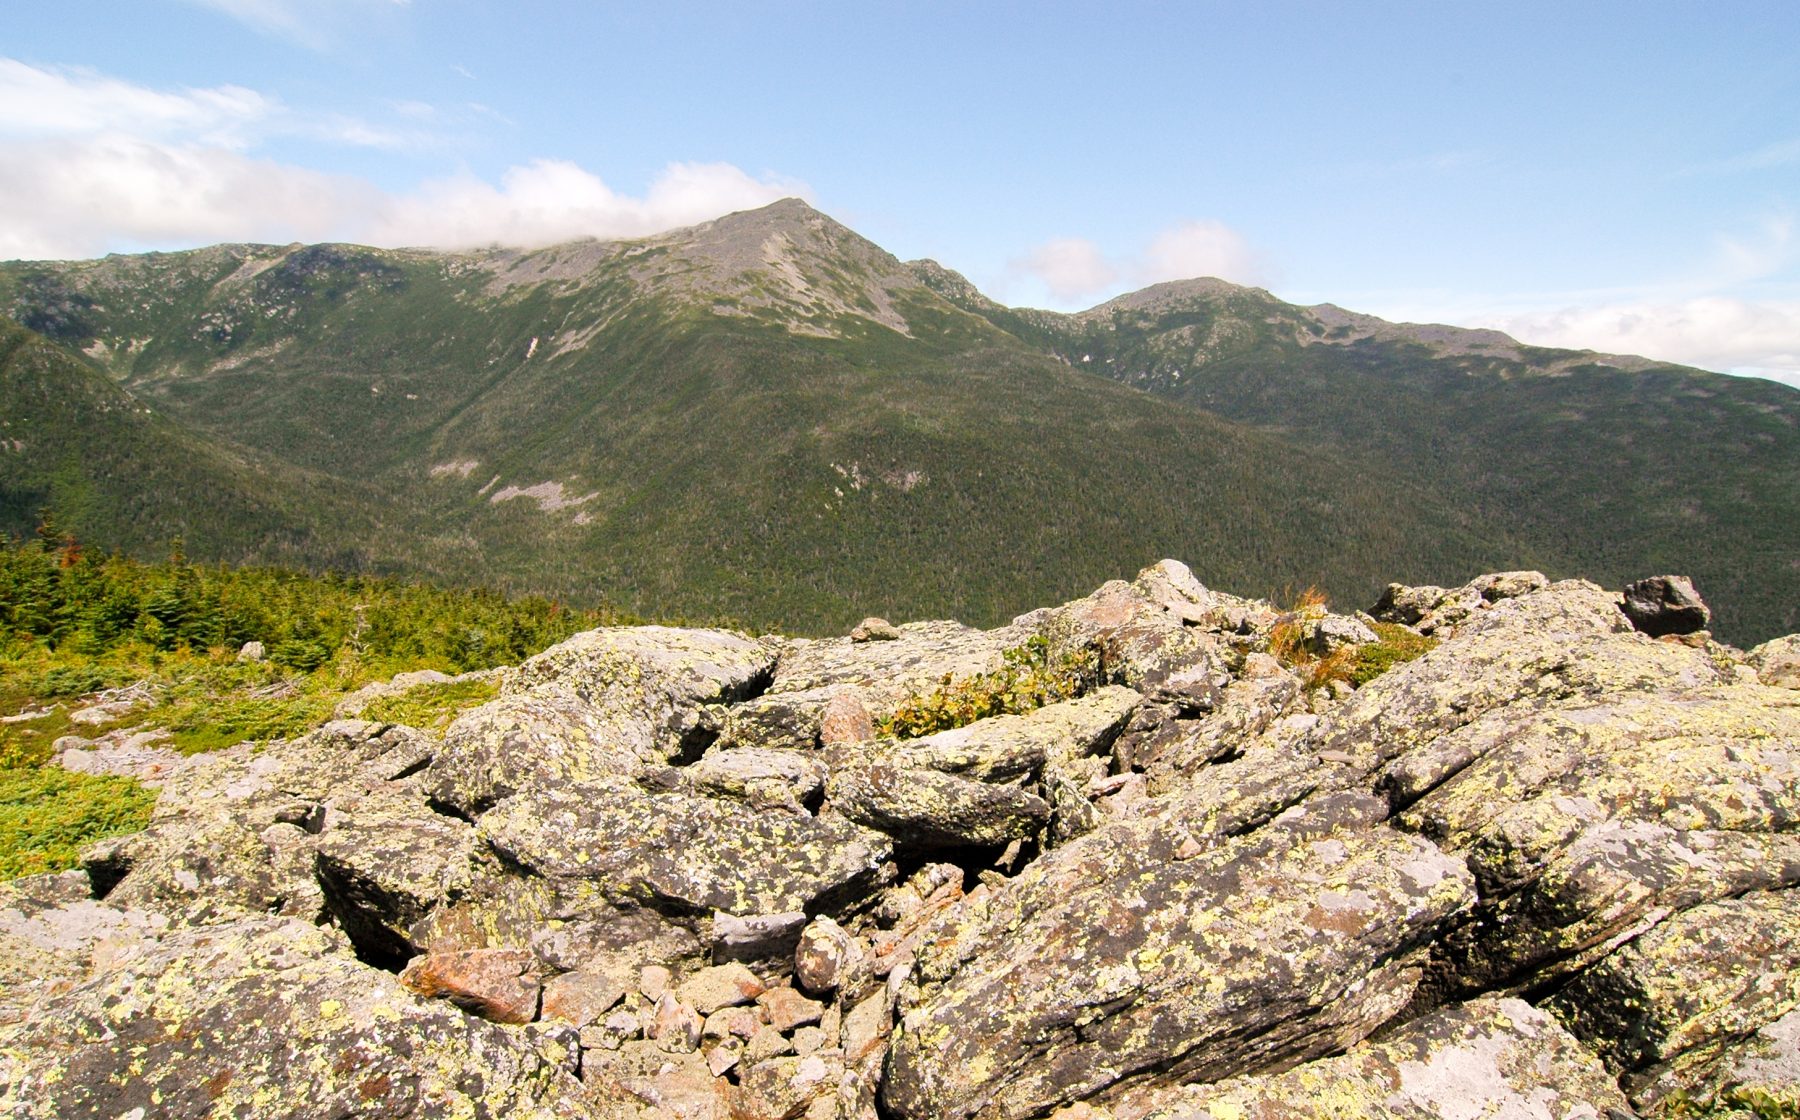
[2,0,1797,386]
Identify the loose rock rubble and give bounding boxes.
[2,560,1796,1119]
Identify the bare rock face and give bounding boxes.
[3,561,1796,1120]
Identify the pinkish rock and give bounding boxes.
[758,985,824,1032]
[398,948,540,1025]
[818,689,874,745]
[540,968,627,1027]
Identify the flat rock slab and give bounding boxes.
[479,781,893,917]
[882,792,1475,1120]
[0,917,590,1119]
[1114,996,1631,1120]
[427,626,777,813]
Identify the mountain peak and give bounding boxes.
[1084,277,1271,317]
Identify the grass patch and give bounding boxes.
[877,636,1101,739]
[360,675,501,732]
[0,766,154,879]
[1349,622,1437,685]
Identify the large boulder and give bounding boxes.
[427,626,777,813]
[881,791,1475,1120]
[1109,996,1632,1120]
[0,917,593,1119]
[478,780,893,918]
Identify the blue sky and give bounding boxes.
[4,1,1799,382]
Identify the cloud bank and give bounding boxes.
[0,60,809,260]
[1015,220,1267,304]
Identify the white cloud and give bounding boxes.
[0,58,810,259]
[366,160,807,248]
[0,135,377,259]
[1487,297,1800,385]
[0,59,269,147]
[1014,220,1266,306]
[1015,238,1117,302]
[1141,220,1263,288]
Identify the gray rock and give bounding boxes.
[1115,996,1631,1120]
[713,909,809,962]
[0,917,588,1119]
[1621,574,1712,636]
[849,617,901,642]
[882,791,1475,1120]
[1750,634,1800,689]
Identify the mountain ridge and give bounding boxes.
[1,198,1793,642]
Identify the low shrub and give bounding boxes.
[877,636,1102,739]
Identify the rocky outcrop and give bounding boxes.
[4,561,1797,1119]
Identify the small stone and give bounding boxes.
[1620,575,1711,637]
[398,948,540,1025]
[652,992,702,1054]
[704,1005,761,1042]
[713,909,808,962]
[758,985,824,1032]
[817,689,874,745]
[747,1024,795,1062]
[1173,834,1204,861]
[540,969,627,1027]
[795,917,856,995]
[840,993,890,1061]
[849,617,901,642]
[237,640,267,662]
[584,1007,642,1050]
[706,1037,743,1077]
[792,1025,827,1055]
[638,963,671,1000]
[676,960,765,1014]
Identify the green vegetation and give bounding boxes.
[0,531,628,879]
[360,675,502,732]
[877,636,1102,739]
[0,766,155,880]
[1349,622,1438,685]
[1661,1087,1800,1120]
[1265,590,1437,691]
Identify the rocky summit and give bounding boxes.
[3,560,1798,1119]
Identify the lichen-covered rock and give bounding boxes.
[881,792,1476,1120]
[427,625,777,813]
[1110,996,1631,1120]
[313,789,477,968]
[1706,1007,1800,1108]
[683,747,828,813]
[677,961,765,1014]
[479,780,893,917]
[1750,634,1800,689]
[1550,888,1800,1106]
[828,757,1051,850]
[0,917,592,1119]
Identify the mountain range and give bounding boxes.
[1,198,1794,642]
